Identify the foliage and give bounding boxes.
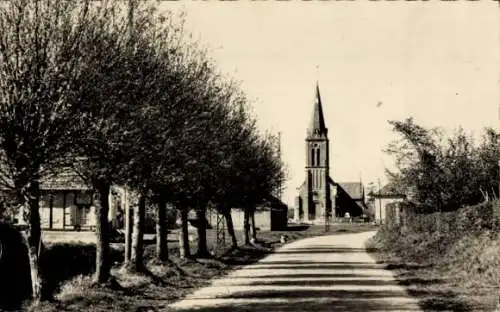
[0,0,287,301]
[385,118,500,213]
[369,201,500,311]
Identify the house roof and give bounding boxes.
[40,169,90,191]
[372,193,406,199]
[0,167,90,191]
[371,183,406,198]
[263,194,287,207]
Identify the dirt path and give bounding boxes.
[167,231,422,312]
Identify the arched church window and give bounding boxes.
[311,148,315,166]
[316,147,320,166]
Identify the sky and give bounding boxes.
[158,1,499,207]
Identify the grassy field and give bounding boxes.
[366,201,500,312]
[16,222,377,312]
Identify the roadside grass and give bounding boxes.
[366,201,500,312]
[24,222,376,312]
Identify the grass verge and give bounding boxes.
[366,201,500,312]
[23,222,376,312]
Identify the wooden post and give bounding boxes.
[498,160,500,200]
[124,188,133,264]
[49,193,54,229]
[62,192,66,229]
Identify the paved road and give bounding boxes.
[168,231,422,312]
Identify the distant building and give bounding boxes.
[370,184,406,224]
[336,182,367,217]
[294,83,365,224]
[207,195,288,231]
[8,168,123,230]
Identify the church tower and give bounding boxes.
[304,83,331,222]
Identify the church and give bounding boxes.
[294,83,366,224]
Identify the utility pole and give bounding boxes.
[378,178,382,225]
[277,131,282,201]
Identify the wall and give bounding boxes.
[24,189,120,230]
[374,197,405,224]
[207,208,273,231]
[271,206,288,230]
[253,210,272,231]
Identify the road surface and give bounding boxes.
[168,231,422,312]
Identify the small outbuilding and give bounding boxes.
[207,195,288,232]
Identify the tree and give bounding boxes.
[156,59,238,258]
[212,92,261,248]
[114,2,235,263]
[237,133,285,244]
[70,0,177,279]
[0,0,120,300]
[385,118,500,213]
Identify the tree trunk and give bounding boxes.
[124,190,133,266]
[129,193,145,272]
[195,205,209,258]
[155,199,168,261]
[23,183,44,302]
[94,181,111,284]
[243,206,251,245]
[179,206,190,259]
[223,207,237,248]
[250,207,257,242]
[23,181,43,301]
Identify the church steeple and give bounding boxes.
[302,81,331,223]
[307,82,328,138]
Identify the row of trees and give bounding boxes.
[0,0,285,302]
[385,117,499,213]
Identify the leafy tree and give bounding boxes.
[0,0,119,299]
[236,132,285,244]
[69,0,182,279]
[210,94,258,248]
[385,118,500,213]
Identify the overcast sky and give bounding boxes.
[159,1,499,207]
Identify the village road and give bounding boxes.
[168,231,422,312]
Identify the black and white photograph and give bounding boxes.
[0,0,498,311]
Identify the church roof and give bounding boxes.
[307,83,328,137]
[337,182,364,200]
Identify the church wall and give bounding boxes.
[335,188,364,218]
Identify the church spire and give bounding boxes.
[308,82,328,137]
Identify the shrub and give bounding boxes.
[0,223,31,309]
[374,200,500,264]
[40,242,123,296]
[386,118,500,213]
